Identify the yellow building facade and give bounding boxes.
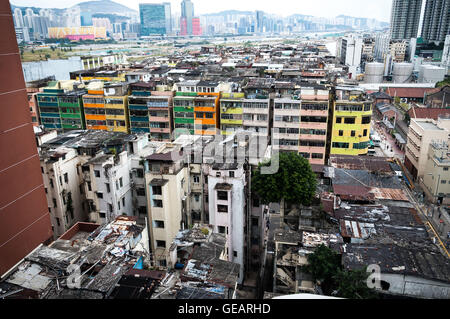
[330,100,373,155]
[220,93,245,135]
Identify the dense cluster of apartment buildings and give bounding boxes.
[29,42,378,165]
[3,0,450,300]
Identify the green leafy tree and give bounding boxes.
[301,244,341,293]
[333,268,378,299]
[252,152,317,210]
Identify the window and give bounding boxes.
[48,207,51,213]
[441,180,447,184]
[363,129,368,136]
[50,179,54,188]
[45,187,48,194]
[108,204,113,213]
[339,130,344,136]
[153,199,163,208]
[217,191,228,201]
[233,251,238,257]
[156,240,166,248]
[116,181,119,190]
[97,192,103,199]
[362,116,371,124]
[193,175,200,184]
[119,178,123,188]
[351,131,356,137]
[353,142,369,149]
[106,183,110,193]
[152,186,162,195]
[312,153,324,159]
[218,226,226,234]
[137,188,146,196]
[94,170,100,178]
[87,182,92,191]
[154,220,165,228]
[59,176,62,186]
[444,167,449,171]
[41,167,44,173]
[99,212,106,219]
[138,206,147,215]
[118,201,121,210]
[229,171,235,178]
[136,169,144,178]
[53,198,57,208]
[332,142,349,149]
[344,117,356,124]
[122,197,125,207]
[56,217,60,227]
[336,117,342,123]
[194,195,200,202]
[217,205,228,213]
[299,152,310,159]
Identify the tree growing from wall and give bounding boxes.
[251,152,317,212]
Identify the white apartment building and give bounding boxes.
[442,35,450,75]
[144,149,189,268]
[405,118,450,179]
[243,98,272,138]
[82,151,133,224]
[175,80,200,93]
[338,36,363,68]
[207,163,246,283]
[421,141,450,205]
[40,147,87,238]
[273,98,302,152]
[129,135,166,224]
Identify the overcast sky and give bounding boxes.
[10,0,393,22]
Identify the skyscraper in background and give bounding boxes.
[390,0,423,40]
[181,0,194,35]
[0,1,53,277]
[164,2,172,34]
[13,8,23,28]
[256,10,264,33]
[139,3,169,36]
[421,0,450,44]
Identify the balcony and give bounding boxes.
[149,116,170,122]
[150,127,170,134]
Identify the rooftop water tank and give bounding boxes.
[392,63,413,83]
[364,62,384,83]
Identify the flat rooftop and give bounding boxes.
[416,121,442,131]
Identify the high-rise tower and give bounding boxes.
[181,0,194,35]
[421,0,450,44]
[390,0,423,40]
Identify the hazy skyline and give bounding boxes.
[10,0,393,22]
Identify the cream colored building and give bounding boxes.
[404,118,450,179]
[144,148,189,268]
[421,141,450,205]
